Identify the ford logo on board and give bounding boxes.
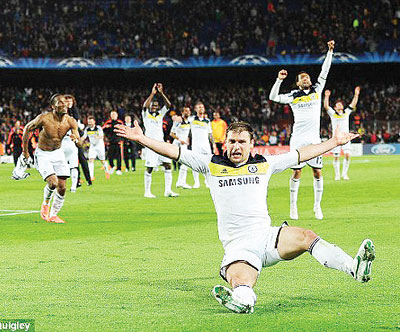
[371,144,396,155]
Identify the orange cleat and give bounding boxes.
[40,204,50,221]
[105,172,110,180]
[47,215,65,224]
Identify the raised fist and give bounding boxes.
[325,90,331,97]
[278,70,288,80]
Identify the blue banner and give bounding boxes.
[363,144,400,155]
[0,52,399,69]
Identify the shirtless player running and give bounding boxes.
[22,94,84,223]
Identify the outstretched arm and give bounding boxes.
[324,89,331,111]
[156,83,172,109]
[349,86,361,109]
[298,127,358,162]
[316,40,334,91]
[22,115,43,158]
[143,84,158,109]
[114,121,180,160]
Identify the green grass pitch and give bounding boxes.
[1,155,399,331]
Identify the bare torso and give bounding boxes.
[37,112,76,151]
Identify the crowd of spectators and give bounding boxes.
[0,0,399,59]
[1,81,399,153]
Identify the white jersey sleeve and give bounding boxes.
[171,121,179,135]
[327,106,335,117]
[266,150,299,174]
[97,126,104,138]
[178,148,212,174]
[315,50,333,94]
[269,78,294,104]
[160,105,169,117]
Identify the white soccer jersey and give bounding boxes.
[328,106,352,134]
[142,105,168,141]
[189,116,212,154]
[83,125,105,147]
[270,50,333,146]
[179,149,299,248]
[171,120,191,145]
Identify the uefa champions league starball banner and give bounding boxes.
[0,52,399,69]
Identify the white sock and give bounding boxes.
[49,190,65,217]
[43,184,55,205]
[70,168,78,190]
[313,177,323,209]
[333,159,340,178]
[102,161,109,174]
[290,178,300,207]
[144,171,152,194]
[89,161,94,178]
[177,164,187,185]
[232,285,257,306]
[164,169,172,193]
[193,171,200,186]
[309,237,353,276]
[342,159,350,177]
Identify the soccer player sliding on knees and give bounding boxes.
[114,120,375,314]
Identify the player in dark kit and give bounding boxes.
[103,110,124,175]
[7,120,24,165]
[123,115,137,172]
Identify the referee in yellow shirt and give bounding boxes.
[211,111,228,156]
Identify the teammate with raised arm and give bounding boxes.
[82,116,110,180]
[269,40,335,220]
[114,120,375,314]
[22,94,85,223]
[324,86,360,180]
[142,83,178,198]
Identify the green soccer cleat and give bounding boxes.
[353,239,375,283]
[212,285,254,314]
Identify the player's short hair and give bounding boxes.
[87,115,95,121]
[295,71,309,83]
[335,99,345,107]
[226,122,254,141]
[194,101,204,107]
[49,93,61,106]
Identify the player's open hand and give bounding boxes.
[157,83,164,93]
[334,126,359,146]
[327,40,335,51]
[114,120,143,141]
[355,86,361,95]
[325,90,331,97]
[278,70,288,80]
[152,83,158,94]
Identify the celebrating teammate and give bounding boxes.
[189,102,217,188]
[22,94,85,223]
[324,86,360,180]
[170,106,192,189]
[142,83,178,198]
[82,116,110,180]
[114,120,375,314]
[269,40,335,220]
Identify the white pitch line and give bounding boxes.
[0,210,39,217]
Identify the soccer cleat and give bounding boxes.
[47,215,65,224]
[212,285,254,314]
[116,170,122,175]
[342,174,350,180]
[353,239,375,283]
[70,188,76,193]
[109,167,115,175]
[290,206,298,220]
[193,183,200,189]
[181,184,192,189]
[314,207,323,220]
[144,192,156,198]
[164,191,179,197]
[335,175,340,181]
[40,204,50,221]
